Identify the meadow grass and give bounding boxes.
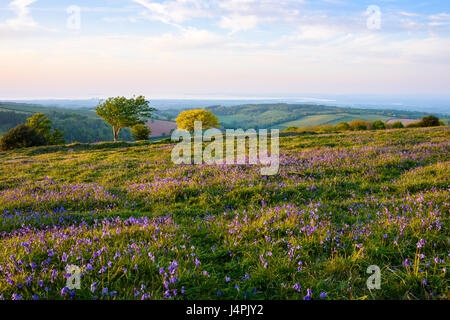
[0,126,448,300]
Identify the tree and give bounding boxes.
[26,113,52,141]
[392,121,404,129]
[131,124,151,141]
[26,113,66,145]
[335,122,350,131]
[95,96,156,142]
[176,109,220,132]
[0,124,47,151]
[49,128,66,145]
[419,115,440,127]
[372,120,386,130]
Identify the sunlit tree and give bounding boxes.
[176,109,220,132]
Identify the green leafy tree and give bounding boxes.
[49,128,66,145]
[26,113,65,145]
[95,96,155,142]
[26,113,52,141]
[131,124,151,141]
[0,124,46,151]
[372,120,386,130]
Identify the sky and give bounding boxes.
[0,0,449,99]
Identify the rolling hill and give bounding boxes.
[1,101,447,143]
[0,102,175,142]
[158,103,445,130]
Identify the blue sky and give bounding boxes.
[0,0,449,99]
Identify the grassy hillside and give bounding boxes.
[0,102,133,142]
[2,102,445,143]
[0,126,448,300]
[158,103,442,130]
[0,102,178,142]
[279,113,395,128]
[0,102,98,118]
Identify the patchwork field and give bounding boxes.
[158,103,440,130]
[145,119,177,138]
[0,126,448,300]
[277,113,392,128]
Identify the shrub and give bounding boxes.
[392,122,404,129]
[317,124,334,133]
[0,124,47,151]
[372,120,386,130]
[419,115,440,127]
[335,122,350,131]
[407,122,421,128]
[131,124,151,140]
[348,119,367,131]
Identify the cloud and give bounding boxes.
[5,0,38,30]
[219,0,257,12]
[102,16,138,23]
[2,0,450,96]
[0,0,58,36]
[130,0,303,33]
[2,28,450,97]
[219,15,259,33]
[288,25,343,41]
[428,21,450,27]
[399,11,420,17]
[217,0,302,32]
[145,27,226,50]
[132,0,212,27]
[426,12,450,28]
[271,22,450,68]
[428,13,450,21]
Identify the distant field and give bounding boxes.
[278,114,340,128]
[277,113,418,129]
[386,119,421,126]
[146,119,177,137]
[0,103,97,118]
[158,103,442,130]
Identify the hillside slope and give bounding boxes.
[0,127,448,300]
[158,103,442,129]
[0,102,133,142]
